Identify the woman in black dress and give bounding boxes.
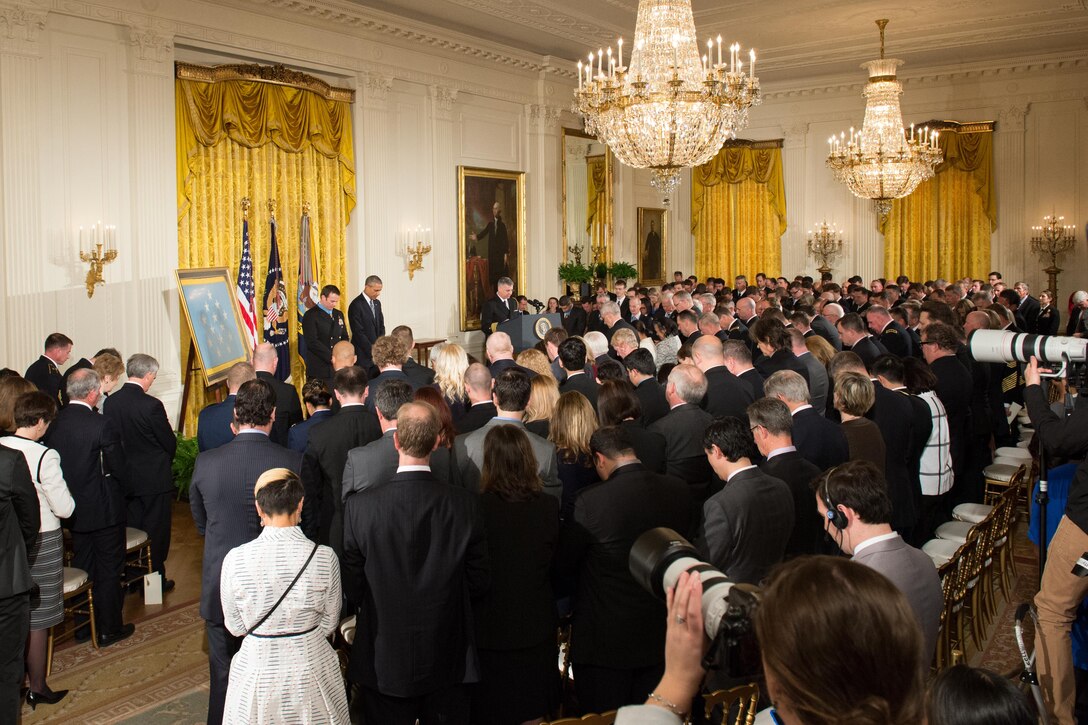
[473,425,560,725]
[834,370,886,471]
[1036,290,1060,335]
[548,391,599,522]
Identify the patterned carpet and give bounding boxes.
[977,520,1041,676]
[23,600,209,724]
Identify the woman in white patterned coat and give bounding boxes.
[220,468,348,724]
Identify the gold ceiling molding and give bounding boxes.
[915,120,995,134]
[724,138,784,150]
[175,62,355,103]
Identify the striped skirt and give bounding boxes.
[28,528,64,630]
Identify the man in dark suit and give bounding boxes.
[650,365,715,501]
[749,398,824,558]
[752,318,811,384]
[676,310,700,348]
[45,369,134,647]
[0,441,38,720]
[559,426,690,713]
[789,327,829,414]
[253,342,303,447]
[600,301,637,356]
[301,366,381,555]
[623,349,668,426]
[287,379,334,453]
[301,284,350,382]
[363,336,416,414]
[480,276,518,336]
[342,402,489,725]
[342,379,458,499]
[197,362,255,452]
[559,295,587,337]
[808,307,843,351]
[1067,290,1087,336]
[391,325,437,389]
[866,305,913,358]
[691,336,754,420]
[454,368,560,497]
[836,313,888,370]
[189,378,302,725]
[922,323,976,503]
[1014,281,1040,333]
[698,417,794,585]
[348,275,385,375]
[764,369,849,472]
[102,354,178,589]
[472,201,510,284]
[816,461,942,662]
[24,332,73,406]
[722,340,764,400]
[456,364,496,435]
[558,337,598,409]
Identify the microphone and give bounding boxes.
[528,298,545,312]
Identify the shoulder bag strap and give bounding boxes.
[245,541,319,637]
[36,447,50,483]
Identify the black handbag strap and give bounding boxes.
[246,541,319,637]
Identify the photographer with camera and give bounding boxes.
[1025,355,1088,723]
[617,552,927,724]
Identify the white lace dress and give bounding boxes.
[220,526,348,724]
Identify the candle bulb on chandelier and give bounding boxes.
[617,38,623,70]
[716,36,722,67]
[606,46,612,77]
[749,48,755,77]
[597,49,603,78]
[577,61,583,90]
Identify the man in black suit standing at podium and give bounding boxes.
[348,275,385,375]
[481,276,518,337]
[301,285,349,383]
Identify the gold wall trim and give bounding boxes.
[917,120,995,134]
[723,138,784,149]
[175,62,355,103]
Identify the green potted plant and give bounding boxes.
[609,260,638,282]
[557,260,594,297]
[172,433,199,500]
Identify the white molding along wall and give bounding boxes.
[0,0,1086,427]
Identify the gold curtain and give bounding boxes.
[176,66,356,435]
[585,155,608,261]
[692,141,786,281]
[881,123,994,281]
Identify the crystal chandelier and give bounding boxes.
[574,0,760,202]
[826,20,942,219]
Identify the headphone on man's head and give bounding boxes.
[821,466,848,531]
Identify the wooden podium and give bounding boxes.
[497,313,562,353]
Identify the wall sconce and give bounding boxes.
[79,220,118,298]
[400,225,432,281]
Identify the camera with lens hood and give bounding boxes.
[967,329,1087,388]
[630,527,760,671]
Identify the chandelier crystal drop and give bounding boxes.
[574,0,761,203]
[826,19,943,219]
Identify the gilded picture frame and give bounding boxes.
[175,267,251,386]
[458,166,527,331]
[637,207,668,286]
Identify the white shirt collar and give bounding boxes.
[791,404,812,414]
[70,400,94,411]
[852,531,899,557]
[340,402,366,408]
[766,446,796,460]
[726,464,757,482]
[397,465,431,473]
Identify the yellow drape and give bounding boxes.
[585,155,608,260]
[692,143,786,280]
[881,127,994,281]
[176,74,355,435]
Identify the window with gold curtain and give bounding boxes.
[586,155,609,263]
[175,63,357,435]
[691,140,786,281]
[881,121,995,281]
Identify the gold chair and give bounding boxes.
[46,566,98,676]
[703,682,761,725]
[123,526,153,589]
[545,711,617,725]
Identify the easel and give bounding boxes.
[176,338,225,434]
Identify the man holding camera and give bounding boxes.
[1026,357,1088,723]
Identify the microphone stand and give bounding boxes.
[1035,353,1072,579]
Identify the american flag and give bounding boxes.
[236,219,258,349]
[263,217,290,380]
[297,210,318,361]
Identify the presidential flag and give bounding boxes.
[236,219,258,350]
[297,210,318,361]
[263,216,291,380]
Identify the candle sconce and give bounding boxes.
[79,221,118,298]
[806,220,844,277]
[1030,213,1078,301]
[401,226,432,281]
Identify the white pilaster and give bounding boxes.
[428,84,459,343]
[994,104,1028,285]
[781,123,807,277]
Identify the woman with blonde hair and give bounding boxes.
[804,334,836,368]
[431,342,470,422]
[92,353,125,397]
[548,391,599,521]
[524,375,560,438]
[835,370,886,471]
[516,348,557,383]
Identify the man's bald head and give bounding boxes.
[691,335,724,369]
[252,342,277,373]
[332,340,357,370]
[226,362,256,394]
